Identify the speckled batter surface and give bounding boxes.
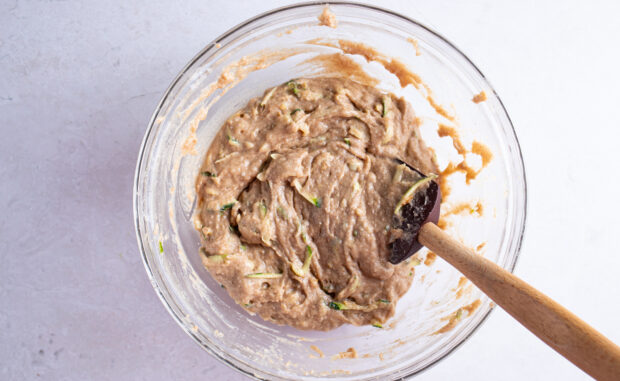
[195,77,438,330]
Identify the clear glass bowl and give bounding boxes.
[134,2,526,380]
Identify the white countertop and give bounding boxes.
[2,1,619,379]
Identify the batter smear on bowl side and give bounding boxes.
[195,77,438,330]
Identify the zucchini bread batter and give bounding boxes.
[195,77,438,330]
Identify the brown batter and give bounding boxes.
[472,90,487,103]
[195,77,438,330]
[317,6,338,28]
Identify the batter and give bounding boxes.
[195,77,438,330]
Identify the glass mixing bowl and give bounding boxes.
[134,2,526,380]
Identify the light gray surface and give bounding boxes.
[2,1,619,380]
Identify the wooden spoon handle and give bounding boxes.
[418,222,620,381]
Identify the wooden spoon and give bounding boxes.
[389,162,620,381]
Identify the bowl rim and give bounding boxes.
[133,1,528,379]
